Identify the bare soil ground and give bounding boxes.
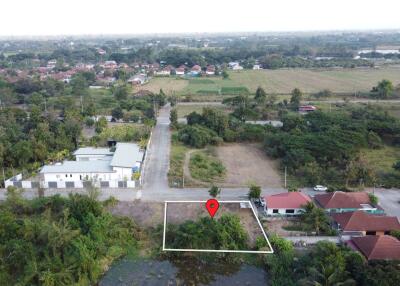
[166,202,265,247]
[264,217,306,237]
[216,143,282,187]
[110,201,164,228]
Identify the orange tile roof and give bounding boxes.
[351,235,400,260]
[332,211,400,232]
[315,191,371,209]
[265,192,311,209]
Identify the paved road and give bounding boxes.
[372,188,400,217]
[142,104,171,197]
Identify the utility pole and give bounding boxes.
[284,166,287,188]
[2,167,6,188]
[80,95,84,114]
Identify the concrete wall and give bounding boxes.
[6,180,136,189]
[43,172,119,182]
[265,207,304,216]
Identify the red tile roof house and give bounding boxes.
[264,192,312,216]
[314,191,384,214]
[347,235,400,260]
[331,211,400,237]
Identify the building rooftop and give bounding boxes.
[350,235,400,260]
[110,142,144,168]
[265,192,311,209]
[332,211,400,232]
[315,191,373,209]
[40,160,114,173]
[73,147,113,156]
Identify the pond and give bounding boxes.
[100,256,268,286]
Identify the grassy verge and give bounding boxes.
[168,133,191,187]
[189,149,226,183]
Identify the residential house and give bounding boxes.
[264,192,312,216]
[104,61,118,69]
[253,64,261,70]
[128,74,147,85]
[190,65,202,76]
[175,66,186,76]
[206,65,216,75]
[40,143,144,182]
[331,210,400,236]
[348,235,400,260]
[73,147,113,161]
[155,66,171,76]
[299,105,317,113]
[314,191,384,214]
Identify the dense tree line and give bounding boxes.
[265,236,400,286]
[264,106,400,187]
[0,191,139,285]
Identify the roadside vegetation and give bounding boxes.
[165,214,251,251]
[0,188,140,285]
[189,150,226,183]
[265,235,400,286]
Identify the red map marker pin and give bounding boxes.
[205,199,219,218]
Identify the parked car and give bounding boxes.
[313,185,328,192]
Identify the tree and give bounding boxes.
[300,202,329,235]
[255,87,267,105]
[113,84,128,101]
[290,88,302,109]
[170,108,178,128]
[70,74,88,96]
[248,184,262,199]
[373,79,393,99]
[111,106,124,120]
[222,70,229,79]
[368,193,378,205]
[208,185,221,198]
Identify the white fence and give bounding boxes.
[5,177,137,189]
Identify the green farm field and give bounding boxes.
[141,67,400,96]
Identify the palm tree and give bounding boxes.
[300,202,328,235]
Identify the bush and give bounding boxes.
[178,125,220,148]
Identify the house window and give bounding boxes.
[65,174,68,178]
[366,231,376,235]
[273,209,279,213]
[70,174,72,177]
[285,209,295,214]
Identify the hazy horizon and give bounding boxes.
[1,0,399,37]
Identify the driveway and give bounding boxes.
[372,188,400,217]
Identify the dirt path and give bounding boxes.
[216,143,282,187]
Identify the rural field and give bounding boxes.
[138,66,400,96]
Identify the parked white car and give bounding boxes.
[259,197,266,207]
[313,185,328,192]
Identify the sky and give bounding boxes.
[1,0,400,36]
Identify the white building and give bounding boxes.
[264,192,312,216]
[40,143,144,182]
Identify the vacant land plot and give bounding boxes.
[136,77,188,94]
[176,103,231,118]
[109,201,164,228]
[165,202,265,247]
[216,144,282,187]
[141,67,400,96]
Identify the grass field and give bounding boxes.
[361,146,400,173]
[141,67,400,96]
[176,104,231,118]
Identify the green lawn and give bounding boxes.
[176,104,231,118]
